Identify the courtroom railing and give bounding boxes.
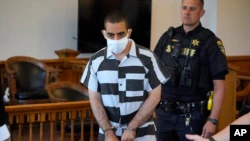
[5,101,96,141]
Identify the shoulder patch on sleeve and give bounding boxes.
[217,40,226,56]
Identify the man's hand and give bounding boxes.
[105,130,119,141]
[185,134,209,141]
[201,121,216,138]
[121,130,136,141]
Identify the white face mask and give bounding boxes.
[104,31,129,54]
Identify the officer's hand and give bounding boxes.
[121,129,136,141]
[201,121,216,138]
[185,134,209,141]
[105,130,119,141]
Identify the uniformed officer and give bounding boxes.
[154,0,229,141]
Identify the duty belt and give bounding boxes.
[159,99,207,115]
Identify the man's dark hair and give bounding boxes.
[104,10,129,29]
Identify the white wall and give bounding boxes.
[0,0,78,60]
[0,0,249,60]
[151,0,181,50]
[217,0,250,55]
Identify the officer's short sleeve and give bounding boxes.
[145,52,171,92]
[80,60,99,92]
[206,37,229,79]
[153,31,169,58]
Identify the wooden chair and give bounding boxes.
[236,75,250,117]
[237,75,250,97]
[47,81,89,102]
[47,81,98,140]
[5,56,61,105]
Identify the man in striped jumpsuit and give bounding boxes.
[81,10,170,141]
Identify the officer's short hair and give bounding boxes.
[104,10,129,30]
[199,0,204,8]
[182,0,204,8]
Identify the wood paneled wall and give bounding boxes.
[227,56,250,76]
[217,69,237,131]
[217,55,250,131]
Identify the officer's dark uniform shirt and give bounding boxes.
[154,23,228,102]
